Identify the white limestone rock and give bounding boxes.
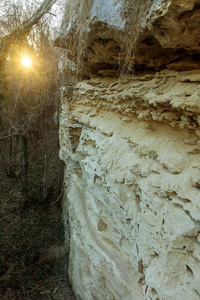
[58,0,200,299]
[60,91,200,299]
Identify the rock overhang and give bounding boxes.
[55,0,200,77]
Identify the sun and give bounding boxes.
[22,56,31,67]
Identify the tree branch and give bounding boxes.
[23,0,57,31]
[0,0,57,59]
[0,133,25,141]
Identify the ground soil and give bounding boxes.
[0,168,76,300]
[0,112,76,299]
[0,168,75,300]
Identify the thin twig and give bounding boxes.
[28,276,67,290]
[47,12,57,17]
[0,133,24,141]
[51,177,64,205]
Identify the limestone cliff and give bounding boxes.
[57,1,200,299]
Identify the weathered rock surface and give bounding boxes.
[58,0,200,299]
[57,0,200,76]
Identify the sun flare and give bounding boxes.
[22,56,31,67]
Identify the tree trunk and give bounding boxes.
[8,136,13,176]
[22,135,29,200]
[43,147,48,201]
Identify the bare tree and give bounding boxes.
[0,0,64,201]
[0,0,58,69]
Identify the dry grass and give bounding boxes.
[60,0,91,77]
[118,0,152,74]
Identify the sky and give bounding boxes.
[0,0,65,37]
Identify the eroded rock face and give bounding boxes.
[58,0,200,299]
[56,0,200,76]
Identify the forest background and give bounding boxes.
[0,1,76,299]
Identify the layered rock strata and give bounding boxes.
[58,0,200,299]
